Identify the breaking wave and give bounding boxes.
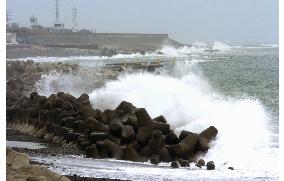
[35,67,119,97]
[12,41,234,65]
[88,61,278,172]
[159,41,232,56]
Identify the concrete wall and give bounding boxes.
[16,32,182,51]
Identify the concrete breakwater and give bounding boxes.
[7,90,218,169]
[6,60,218,173]
[16,32,183,52]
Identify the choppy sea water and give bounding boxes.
[12,42,279,180]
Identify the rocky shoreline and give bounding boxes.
[6,44,122,59]
[7,148,70,181]
[6,59,219,180]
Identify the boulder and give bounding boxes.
[199,126,218,140]
[96,139,122,159]
[73,120,84,132]
[52,98,64,109]
[136,108,152,126]
[152,122,170,135]
[62,117,75,128]
[196,159,205,168]
[108,134,120,144]
[79,141,91,151]
[159,147,173,162]
[121,144,141,162]
[77,93,89,102]
[109,119,124,137]
[121,115,138,132]
[167,133,199,160]
[62,101,73,111]
[206,161,215,170]
[136,126,153,146]
[60,110,78,118]
[115,101,137,115]
[65,131,77,142]
[147,130,165,153]
[85,145,100,158]
[81,105,102,121]
[120,125,136,144]
[30,92,39,104]
[150,155,160,165]
[179,130,197,142]
[101,109,119,124]
[135,108,153,146]
[42,102,51,110]
[11,152,29,169]
[89,132,109,143]
[57,92,65,98]
[178,159,190,167]
[171,161,180,168]
[39,110,49,122]
[85,117,109,132]
[197,126,218,152]
[93,109,103,121]
[165,131,180,145]
[153,115,167,123]
[37,96,48,108]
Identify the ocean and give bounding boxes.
[14,42,279,180]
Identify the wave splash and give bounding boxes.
[35,67,119,97]
[89,61,277,172]
[159,41,231,56]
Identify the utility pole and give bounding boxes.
[56,0,60,22]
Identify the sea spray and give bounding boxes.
[89,61,277,172]
[35,67,119,97]
[159,41,232,56]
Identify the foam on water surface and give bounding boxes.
[31,155,278,181]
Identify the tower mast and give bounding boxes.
[72,6,78,32]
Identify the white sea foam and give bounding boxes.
[12,53,167,64]
[212,41,231,51]
[89,61,278,172]
[159,41,232,56]
[31,155,278,180]
[10,41,234,66]
[34,68,116,97]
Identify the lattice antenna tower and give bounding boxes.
[6,10,12,31]
[56,0,60,22]
[54,0,64,29]
[6,10,12,25]
[72,6,78,31]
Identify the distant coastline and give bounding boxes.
[6,28,185,59]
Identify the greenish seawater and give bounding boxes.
[196,46,279,134]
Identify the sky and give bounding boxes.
[6,0,278,43]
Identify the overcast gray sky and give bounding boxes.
[6,0,278,43]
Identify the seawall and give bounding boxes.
[16,32,183,51]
